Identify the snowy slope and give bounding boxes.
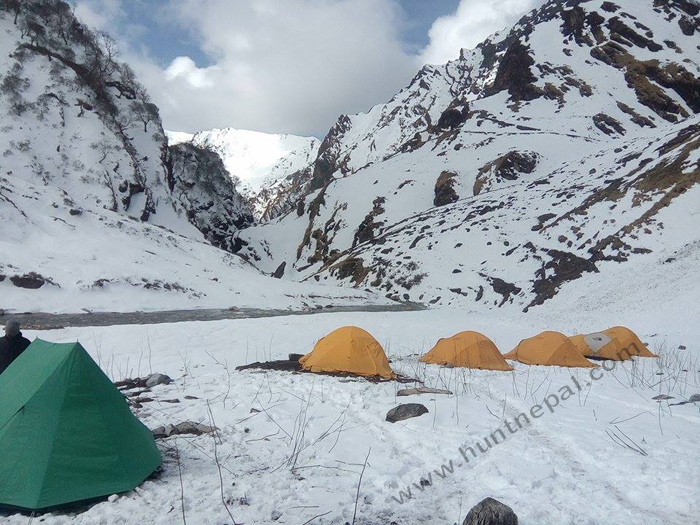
[0,1,385,313]
[168,128,320,219]
[0,175,383,314]
[240,0,700,310]
[11,294,699,524]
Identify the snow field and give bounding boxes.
[6,307,698,524]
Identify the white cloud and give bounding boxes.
[73,0,539,137]
[164,57,215,88]
[118,0,419,137]
[420,0,537,65]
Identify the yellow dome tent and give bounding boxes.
[299,326,395,379]
[504,331,598,368]
[603,326,657,358]
[420,331,513,371]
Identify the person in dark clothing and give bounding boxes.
[0,320,31,375]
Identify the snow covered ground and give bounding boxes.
[6,300,699,525]
[0,168,389,315]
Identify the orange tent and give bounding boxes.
[420,331,513,371]
[504,331,598,368]
[299,326,395,379]
[603,326,657,358]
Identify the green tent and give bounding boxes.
[0,339,162,510]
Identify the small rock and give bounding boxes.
[108,494,119,503]
[145,373,172,388]
[652,394,674,401]
[271,510,282,521]
[689,394,700,403]
[152,421,215,438]
[463,497,518,525]
[678,345,687,350]
[386,403,428,423]
[397,387,453,397]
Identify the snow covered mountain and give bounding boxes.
[167,128,320,220]
[3,0,698,315]
[240,0,700,310]
[0,1,382,313]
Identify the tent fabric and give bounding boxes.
[570,332,633,361]
[504,331,598,368]
[603,326,657,358]
[420,331,513,371]
[0,339,162,511]
[300,326,395,379]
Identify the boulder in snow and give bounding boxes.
[145,373,173,388]
[386,403,428,423]
[10,272,53,289]
[272,261,287,279]
[463,497,518,525]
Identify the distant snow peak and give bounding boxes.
[166,131,195,145]
[166,128,321,220]
[167,128,320,192]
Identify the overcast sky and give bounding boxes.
[74,0,536,137]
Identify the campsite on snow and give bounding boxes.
[0,0,699,524]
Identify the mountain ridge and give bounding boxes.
[238,0,700,311]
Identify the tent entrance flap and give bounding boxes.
[584,333,613,355]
